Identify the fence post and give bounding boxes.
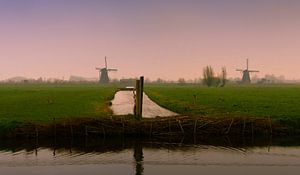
[135,76,144,120]
[135,79,141,118]
[139,76,144,117]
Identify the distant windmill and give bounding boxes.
[96,57,117,84]
[236,59,259,84]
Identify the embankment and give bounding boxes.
[1,115,299,140]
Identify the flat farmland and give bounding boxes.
[146,85,300,121]
[0,84,116,127]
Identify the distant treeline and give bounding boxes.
[1,74,299,85]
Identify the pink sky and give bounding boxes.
[1,0,300,81]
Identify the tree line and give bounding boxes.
[202,66,227,87]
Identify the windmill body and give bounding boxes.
[241,70,251,84]
[99,68,109,83]
[236,59,259,84]
[96,57,117,84]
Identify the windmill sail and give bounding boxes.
[105,56,108,69]
[236,59,259,84]
[95,57,118,84]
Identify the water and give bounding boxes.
[110,90,177,118]
[0,138,299,175]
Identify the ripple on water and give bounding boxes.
[0,143,300,175]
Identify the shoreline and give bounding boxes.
[1,115,299,140]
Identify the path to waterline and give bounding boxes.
[110,91,178,118]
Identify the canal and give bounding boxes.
[0,137,299,175]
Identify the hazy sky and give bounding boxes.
[1,0,300,80]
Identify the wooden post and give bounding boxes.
[102,125,106,139]
[85,125,88,137]
[35,125,39,139]
[193,119,198,135]
[178,120,184,134]
[135,76,144,120]
[268,116,273,135]
[122,117,125,134]
[70,124,73,138]
[242,118,246,136]
[135,80,141,118]
[193,94,197,105]
[53,117,56,138]
[168,119,171,133]
[139,76,144,117]
[225,119,234,135]
[53,118,56,156]
[35,125,39,156]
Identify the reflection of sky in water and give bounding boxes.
[0,145,300,175]
[110,91,177,118]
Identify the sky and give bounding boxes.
[1,0,300,81]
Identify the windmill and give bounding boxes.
[236,59,259,84]
[96,57,117,84]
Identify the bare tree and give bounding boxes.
[220,67,227,87]
[202,66,215,87]
[178,78,186,85]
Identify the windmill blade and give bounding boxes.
[105,56,108,69]
[249,70,259,72]
[95,67,102,70]
[236,69,244,72]
[107,69,118,71]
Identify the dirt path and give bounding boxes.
[110,90,177,118]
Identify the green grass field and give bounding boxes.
[0,84,116,127]
[145,85,300,121]
[1,83,300,133]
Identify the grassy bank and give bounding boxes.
[145,85,300,128]
[1,83,300,138]
[0,84,116,132]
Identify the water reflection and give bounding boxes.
[110,90,177,117]
[134,141,144,175]
[0,137,300,175]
